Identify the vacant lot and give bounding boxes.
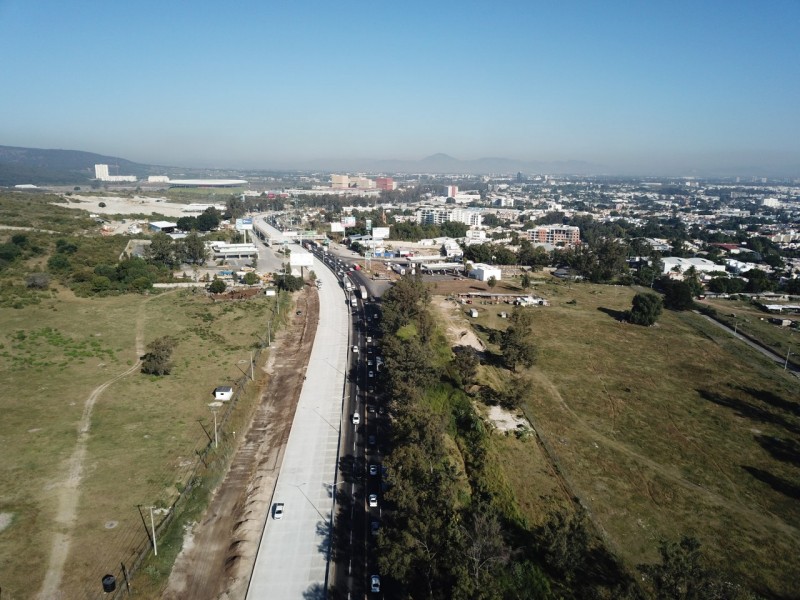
[458,278,800,598]
[0,286,284,599]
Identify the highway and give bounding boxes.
[246,224,349,599]
[246,220,388,598]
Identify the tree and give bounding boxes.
[742,268,773,293]
[146,232,177,268]
[140,336,176,375]
[660,279,694,311]
[450,346,479,387]
[242,271,259,285]
[519,272,532,291]
[460,509,511,590]
[196,208,220,232]
[181,232,208,265]
[487,275,498,290]
[500,309,537,371]
[636,536,750,600]
[208,278,226,294]
[628,292,663,326]
[176,216,197,231]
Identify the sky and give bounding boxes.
[1,0,799,175]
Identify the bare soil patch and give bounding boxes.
[432,296,485,352]
[486,405,530,432]
[0,513,12,533]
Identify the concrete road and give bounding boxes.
[247,227,350,599]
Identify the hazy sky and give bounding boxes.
[1,0,799,174]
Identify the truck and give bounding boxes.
[359,285,369,301]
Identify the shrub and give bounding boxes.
[208,279,227,294]
[26,273,50,289]
[629,292,663,326]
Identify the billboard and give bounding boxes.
[372,227,390,240]
[330,222,345,233]
[290,253,314,267]
[235,218,254,231]
[341,216,356,228]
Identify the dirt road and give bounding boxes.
[163,287,319,600]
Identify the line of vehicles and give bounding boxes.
[305,242,388,596]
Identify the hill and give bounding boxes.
[0,145,152,186]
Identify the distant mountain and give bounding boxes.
[293,153,606,175]
[0,145,153,186]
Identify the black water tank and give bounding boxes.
[102,574,116,593]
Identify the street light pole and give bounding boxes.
[148,506,157,556]
[785,347,792,371]
[208,401,223,448]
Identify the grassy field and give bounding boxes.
[0,286,285,598]
[457,277,800,598]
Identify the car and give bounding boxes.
[366,336,372,343]
[273,502,284,520]
[378,405,385,415]
[367,359,373,366]
[367,404,375,413]
[368,434,376,447]
[371,520,380,536]
[352,412,360,425]
[368,371,374,378]
[369,494,378,508]
[370,575,381,593]
[352,345,359,354]
[369,463,378,476]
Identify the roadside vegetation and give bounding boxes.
[459,276,799,598]
[377,275,639,599]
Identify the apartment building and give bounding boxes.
[526,225,580,246]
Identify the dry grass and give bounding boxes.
[0,286,280,598]
[443,278,800,597]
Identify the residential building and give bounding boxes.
[526,225,580,246]
[416,207,482,227]
[376,177,395,191]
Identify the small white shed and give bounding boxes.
[213,386,233,401]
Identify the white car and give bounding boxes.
[370,575,381,593]
[369,463,378,476]
[273,502,284,520]
[369,493,378,508]
[352,345,359,354]
[366,336,372,343]
[368,371,374,378]
[352,412,360,425]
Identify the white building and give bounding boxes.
[94,163,137,182]
[148,175,170,183]
[468,263,502,282]
[661,257,720,276]
[416,207,482,227]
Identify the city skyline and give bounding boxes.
[1,0,799,176]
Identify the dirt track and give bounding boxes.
[163,286,319,600]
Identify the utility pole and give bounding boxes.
[208,402,223,448]
[785,347,792,371]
